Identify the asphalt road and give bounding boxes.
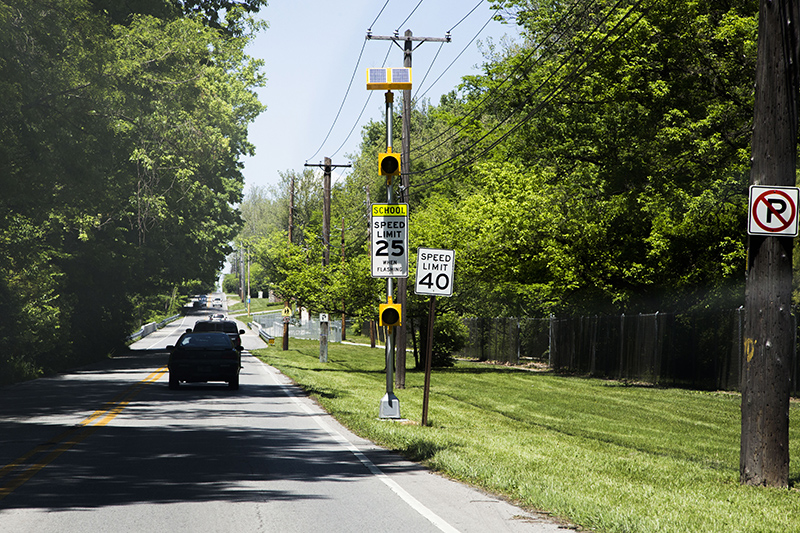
[0,298,568,532]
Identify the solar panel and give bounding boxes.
[368,68,387,83]
[366,67,412,90]
[391,68,410,83]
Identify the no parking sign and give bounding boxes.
[748,185,800,237]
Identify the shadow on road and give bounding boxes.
[0,350,422,511]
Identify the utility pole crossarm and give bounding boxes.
[304,163,353,169]
[366,33,451,43]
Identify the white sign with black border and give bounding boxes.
[748,185,800,237]
[415,248,455,297]
[371,203,408,278]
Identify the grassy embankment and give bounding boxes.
[226,296,282,315]
[255,339,800,533]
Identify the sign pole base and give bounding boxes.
[379,393,401,419]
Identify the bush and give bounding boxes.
[419,311,469,368]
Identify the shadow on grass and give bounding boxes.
[401,437,456,463]
[301,384,339,399]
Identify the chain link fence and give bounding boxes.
[250,312,343,343]
[461,309,799,393]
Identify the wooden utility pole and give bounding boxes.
[305,158,351,356]
[288,173,294,244]
[305,158,351,266]
[341,216,347,341]
[367,29,450,390]
[323,158,331,265]
[366,184,376,348]
[741,0,799,488]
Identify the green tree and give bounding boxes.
[0,0,265,381]
[408,0,756,314]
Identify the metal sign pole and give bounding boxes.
[379,90,401,419]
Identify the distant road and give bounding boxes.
[0,302,565,532]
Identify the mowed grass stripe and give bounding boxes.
[256,340,798,533]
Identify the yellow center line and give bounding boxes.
[0,366,167,501]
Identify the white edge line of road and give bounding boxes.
[254,358,462,533]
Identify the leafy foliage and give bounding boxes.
[235,0,758,353]
[0,0,265,382]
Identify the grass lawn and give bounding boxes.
[226,296,282,315]
[254,339,800,533]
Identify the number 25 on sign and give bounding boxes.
[371,204,408,278]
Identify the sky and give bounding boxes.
[239,0,520,194]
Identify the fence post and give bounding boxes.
[549,314,554,368]
[618,313,625,379]
[737,306,744,390]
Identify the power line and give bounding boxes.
[329,42,394,158]
[369,0,391,31]
[411,0,651,187]
[305,38,368,162]
[396,0,426,32]
[449,0,485,33]
[409,0,593,159]
[306,1,394,162]
[413,12,495,103]
[412,41,445,101]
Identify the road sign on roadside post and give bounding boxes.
[414,248,456,426]
[748,185,800,236]
[368,69,413,420]
[281,305,291,351]
[415,248,455,297]
[371,203,408,278]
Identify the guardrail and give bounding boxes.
[127,313,181,342]
[249,321,277,346]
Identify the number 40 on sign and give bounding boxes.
[415,248,455,297]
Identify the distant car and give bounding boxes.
[210,313,226,320]
[167,331,242,390]
[192,319,245,349]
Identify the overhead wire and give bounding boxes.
[328,0,435,158]
[416,2,649,187]
[305,1,393,162]
[410,0,651,187]
[409,0,592,159]
[396,0,426,32]
[330,42,394,158]
[407,0,488,102]
[448,0,485,33]
[369,0,391,31]
[413,12,496,103]
[411,42,445,101]
[305,38,368,163]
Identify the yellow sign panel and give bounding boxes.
[366,67,412,90]
[281,306,292,317]
[372,204,407,217]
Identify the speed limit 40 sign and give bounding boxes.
[415,248,455,297]
[371,203,408,278]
